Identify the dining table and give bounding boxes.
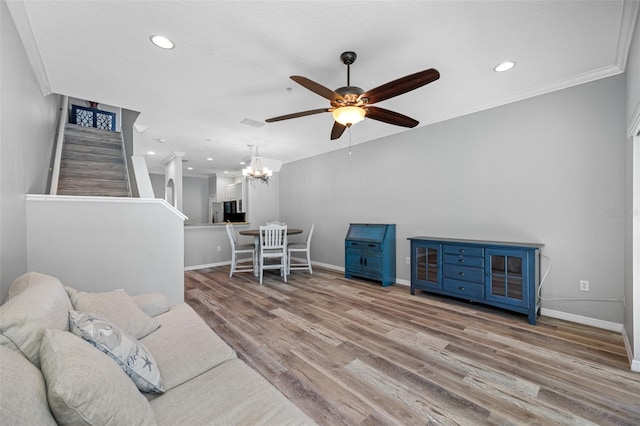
[239,228,303,277]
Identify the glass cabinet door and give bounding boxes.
[486,249,528,307]
[412,243,441,291]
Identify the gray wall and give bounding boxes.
[280,74,627,324]
[624,14,640,366]
[182,176,209,224]
[0,1,59,302]
[150,173,210,224]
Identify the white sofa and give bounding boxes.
[0,272,315,425]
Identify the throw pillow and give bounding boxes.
[0,345,57,425]
[69,310,164,393]
[39,329,156,426]
[67,287,159,339]
[0,272,73,367]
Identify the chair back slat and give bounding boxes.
[260,224,286,249]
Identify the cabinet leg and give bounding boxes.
[410,287,415,295]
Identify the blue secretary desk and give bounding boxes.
[345,224,396,287]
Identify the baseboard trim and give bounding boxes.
[540,308,623,332]
[184,261,230,271]
[621,325,640,372]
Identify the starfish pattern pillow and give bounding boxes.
[69,310,164,393]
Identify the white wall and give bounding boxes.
[0,1,59,302]
[26,196,185,305]
[280,74,627,324]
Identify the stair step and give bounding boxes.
[60,169,127,181]
[65,123,121,139]
[57,188,131,197]
[61,159,126,173]
[62,151,124,164]
[63,142,123,157]
[58,178,129,191]
[64,135,122,150]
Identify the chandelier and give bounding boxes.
[242,145,272,183]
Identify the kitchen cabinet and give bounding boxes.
[225,182,242,202]
[408,237,543,324]
[345,224,396,287]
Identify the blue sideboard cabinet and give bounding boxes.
[408,236,544,324]
[345,224,396,287]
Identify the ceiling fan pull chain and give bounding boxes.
[348,127,352,155]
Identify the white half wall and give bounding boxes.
[26,195,186,305]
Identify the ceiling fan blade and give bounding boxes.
[362,69,440,105]
[265,108,330,123]
[330,122,347,140]
[366,106,419,128]
[291,76,344,102]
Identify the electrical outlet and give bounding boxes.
[217,246,221,252]
[580,280,589,291]
[405,257,410,265]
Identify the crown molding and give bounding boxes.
[5,0,52,96]
[616,0,640,72]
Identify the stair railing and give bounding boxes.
[49,95,69,195]
[119,131,133,197]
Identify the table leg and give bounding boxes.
[252,236,259,277]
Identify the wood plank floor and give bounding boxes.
[185,266,640,425]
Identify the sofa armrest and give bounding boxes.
[131,293,169,317]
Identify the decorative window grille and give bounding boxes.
[70,105,116,131]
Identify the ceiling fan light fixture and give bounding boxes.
[332,106,366,127]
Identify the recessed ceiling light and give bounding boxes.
[187,167,193,170]
[223,171,229,174]
[239,161,246,165]
[150,35,174,50]
[206,157,213,161]
[494,61,516,72]
[147,151,156,155]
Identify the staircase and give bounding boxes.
[58,124,131,197]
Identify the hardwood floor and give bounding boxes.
[185,266,640,425]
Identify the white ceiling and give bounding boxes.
[10,0,638,177]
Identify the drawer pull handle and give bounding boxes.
[459,286,465,291]
[459,272,465,277]
[458,259,465,263]
[368,244,376,247]
[459,249,465,253]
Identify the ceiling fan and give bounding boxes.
[265,51,440,140]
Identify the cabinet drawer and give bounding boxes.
[443,278,484,299]
[443,254,484,268]
[346,241,381,251]
[443,264,484,283]
[443,245,484,257]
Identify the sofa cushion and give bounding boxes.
[67,287,159,339]
[0,272,72,367]
[39,329,157,426]
[132,293,170,317]
[140,303,236,391]
[0,345,57,426]
[150,358,315,426]
[69,310,164,393]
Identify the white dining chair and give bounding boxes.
[258,224,287,285]
[226,222,255,277]
[288,224,314,275]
